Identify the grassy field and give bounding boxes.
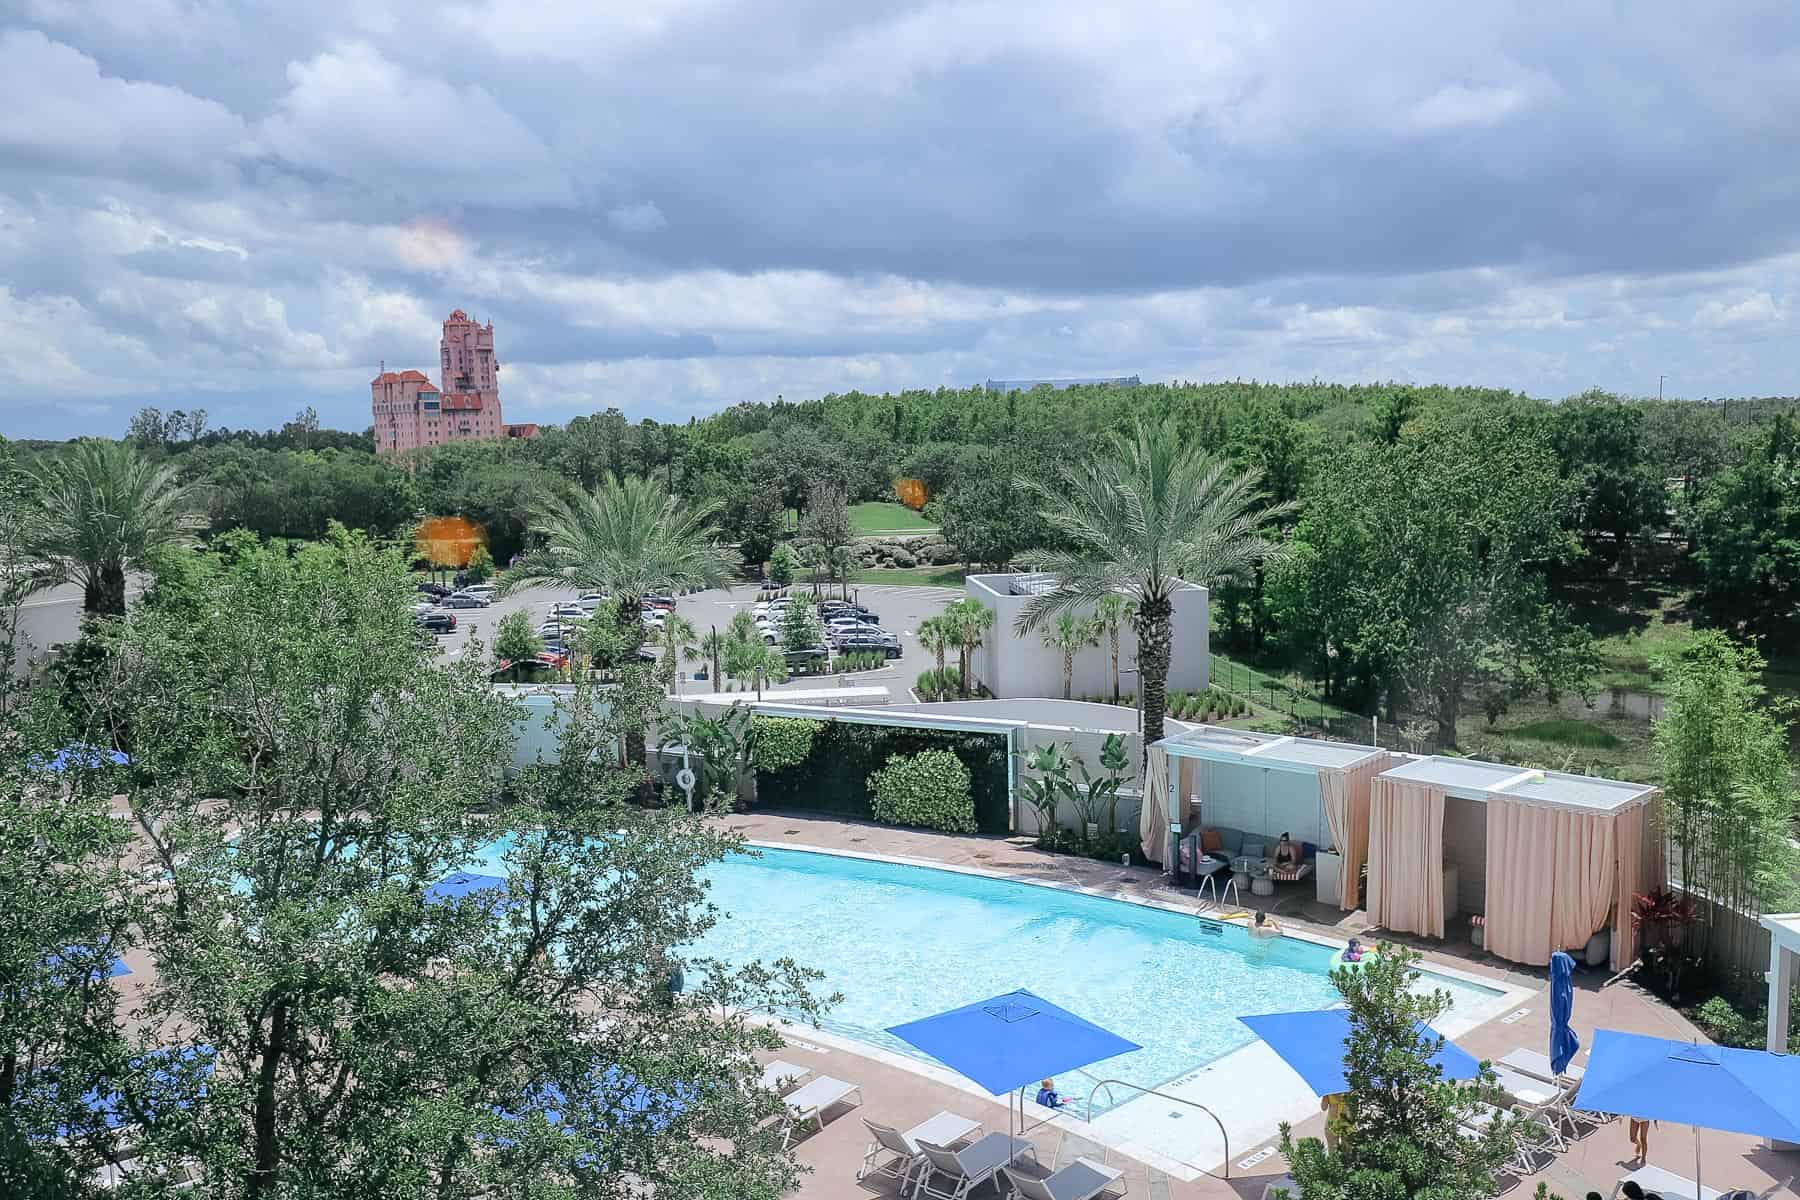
[849,501,936,535]
[1455,699,1660,783]
[850,565,967,587]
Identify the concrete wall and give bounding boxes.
[1186,758,1328,850]
[8,580,147,678]
[494,684,613,778]
[966,574,1208,701]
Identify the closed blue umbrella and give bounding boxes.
[1548,950,1580,1075]
[30,744,130,773]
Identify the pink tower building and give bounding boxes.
[373,309,513,455]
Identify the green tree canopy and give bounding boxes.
[54,530,822,1198]
[1279,946,1530,1200]
[1270,405,1594,742]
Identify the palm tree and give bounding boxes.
[656,613,700,693]
[1017,417,1293,748]
[698,625,728,691]
[1093,594,1136,703]
[946,598,995,699]
[918,616,952,674]
[18,439,204,616]
[496,475,732,650]
[1042,613,1101,700]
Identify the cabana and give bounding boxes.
[1151,727,1390,909]
[1369,756,1660,971]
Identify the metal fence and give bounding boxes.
[1206,658,1445,755]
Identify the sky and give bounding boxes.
[4,2,1800,439]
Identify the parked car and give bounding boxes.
[442,591,490,608]
[643,594,675,610]
[417,581,452,598]
[820,601,873,620]
[546,603,586,620]
[460,583,497,600]
[576,593,608,612]
[825,615,879,630]
[834,633,901,659]
[415,611,456,634]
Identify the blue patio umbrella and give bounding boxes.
[60,1045,212,1136]
[1548,950,1580,1075]
[1574,1029,1800,1197]
[44,945,132,980]
[425,871,508,903]
[490,1067,691,1165]
[887,988,1140,1136]
[1238,1009,1481,1097]
[31,744,130,773]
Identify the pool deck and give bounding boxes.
[720,811,1800,1200]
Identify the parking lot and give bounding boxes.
[423,581,964,699]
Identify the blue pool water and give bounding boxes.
[677,846,1502,1106]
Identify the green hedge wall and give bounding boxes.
[753,719,1010,834]
[869,749,976,833]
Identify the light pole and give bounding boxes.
[1659,374,1665,401]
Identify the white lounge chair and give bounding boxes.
[1460,1101,1556,1176]
[856,1112,982,1190]
[759,1059,810,1094]
[1489,1063,1570,1148]
[781,1075,861,1147]
[915,1132,1036,1200]
[1611,1164,1723,1200]
[1498,1048,1603,1127]
[1000,1156,1127,1200]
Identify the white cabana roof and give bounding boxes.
[1378,754,1655,813]
[1156,725,1386,773]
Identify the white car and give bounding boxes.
[546,603,586,619]
[461,583,497,599]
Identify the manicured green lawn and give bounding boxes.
[1504,717,1623,749]
[849,501,936,534]
[850,565,967,587]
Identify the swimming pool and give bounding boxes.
[677,845,1504,1112]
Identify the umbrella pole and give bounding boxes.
[1694,1124,1702,1200]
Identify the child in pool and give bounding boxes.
[1343,937,1365,962]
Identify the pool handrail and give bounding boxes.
[1081,1079,1231,1179]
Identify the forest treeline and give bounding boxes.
[7,380,1797,718]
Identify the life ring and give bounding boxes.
[1330,947,1374,970]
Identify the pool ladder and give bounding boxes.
[1081,1079,1232,1179]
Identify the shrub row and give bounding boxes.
[753,719,1009,833]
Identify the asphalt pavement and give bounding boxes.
[425,581,965,698]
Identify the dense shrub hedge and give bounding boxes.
[752,719,1010,833]
[868,749,975,833]
[750,716,823,772]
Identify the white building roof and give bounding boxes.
[1761,913,1800,955]
[1156,725,1386,773]
[1379,755,1655,813]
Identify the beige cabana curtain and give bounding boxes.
[1320,755,1391,911]
[1609,792,1662,971]
[1484,799,1617,967]
[1367,777,1445,937]
[1141,746,1171,864]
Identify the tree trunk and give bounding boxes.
[616,595,648,762]
[246,1000,290,1199]
[958,644,972,698]
[1436,685,1461,749]
[1135,595,1173,756]
[1109,631,1121,703]
[1063,652,1073,700]
[86,562,128,617]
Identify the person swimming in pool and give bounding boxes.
[1035,1078,1068,1109]
[1343,937,1365,962]
[1249,910,1282,938]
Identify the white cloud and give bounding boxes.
[0,30,246,182]
[607,202,668,234]
[258,42,574,207]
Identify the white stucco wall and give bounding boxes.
[966,574,1208,701]
[494,684,613,777]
